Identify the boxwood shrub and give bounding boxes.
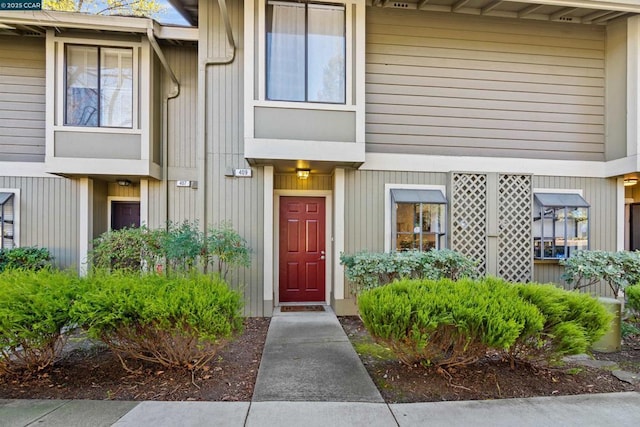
[358,278,611,368]
[0,269,79,375]
[627,285,640,314]
[71,272,243,371]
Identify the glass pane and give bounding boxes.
[66,46,98,126]
[307,4,345,103]
[419,203,443,233]
[100,48,133,127]
[395,203,415,233]
[396,233,414,251]
[566,207,589,257]
[266,2,305,101]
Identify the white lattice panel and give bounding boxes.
[498,174,532,282]
[451,173,487,275]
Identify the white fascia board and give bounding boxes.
[498,0,640,13]
[155,25,198,41]
[0,162,58,178]
[0,10,152,32]
[44,158,158,177]
[245,139,366,163]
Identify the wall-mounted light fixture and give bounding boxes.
[296,169,310,180]
[624,178,638,187]
[117,179,132,187]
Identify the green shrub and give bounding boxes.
[627,285,640,314]
[340,250,478,294]
[162,221,205,274]
[71,272,243,371]
[0,247,53,272]
[89,226,163,272]
[513,284,611,359]
[0,269,79,374]
[205,222,251,280]
[561,250,640,297]
[357,277,544,368]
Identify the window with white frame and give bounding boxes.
[65,45,133,128]
[0,191,18,250]
[266,0,346,103]
[391,189,447,251]
[533,191,590,260]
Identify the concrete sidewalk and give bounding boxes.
[252,306,382,402]
[3,392,640,426]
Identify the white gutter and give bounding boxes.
[197,0,236,233]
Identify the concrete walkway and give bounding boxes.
[2,308,640,426]
[252,306,382,402]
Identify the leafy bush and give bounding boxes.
[340,249,478,294]
[71,272,243,371]
[162,221,204,274]
[0,269,79,374]
[0,247,52,272]
[89,226,163,272]
[627,285,640,314]
[357,277,544,368]
[561,250,640,297]
[205,222,251,279]
[513,284,611,360]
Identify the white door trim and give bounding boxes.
[107,196,141,231]
[274,190,333,305]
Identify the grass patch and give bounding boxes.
[353,341,397,360]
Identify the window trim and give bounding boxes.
[54,37,141,132]
[384,184,447,252]
[533,188,590,260]
[0,189,20,249]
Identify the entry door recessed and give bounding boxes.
[279,196,326,302]
[111,201,140,230]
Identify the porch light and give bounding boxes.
[296,169,310,180]
[117,179,132,187]
[624,178,638,187]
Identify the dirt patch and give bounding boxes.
[0,318,269,401]
[339,316,639,403]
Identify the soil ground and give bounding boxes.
[0,318,269,401]
[1,316,638,403]
[339,316,640,403]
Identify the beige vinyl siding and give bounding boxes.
[202,0,266,316]
[275,174,333,191]
[0,176,79,268]
[365,9,605,161]
[0,36,46,162]
[107,182,140,198]
[93,180,108,238]
[532,176,617,296]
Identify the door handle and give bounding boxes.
[320,250,325,260]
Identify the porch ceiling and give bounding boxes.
[170,0,640,26]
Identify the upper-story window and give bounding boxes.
[391,188,447,251]
[266,1,345,103]
[533,192,590,260]
[65,45,133,128]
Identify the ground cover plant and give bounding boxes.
[0,247,53,272]
[357,278,610,369]
[0,269,79,374]
[561,250,640,297]
[71,272,243,372]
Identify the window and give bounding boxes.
[65,45,133,128]
[391,189,447,251]
[266,1,345,103]
[533,192,590,260]
[0,191,17,249]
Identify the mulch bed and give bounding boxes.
[339,316,639,403]
[0,318,270,401]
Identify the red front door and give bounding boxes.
[279,197,326,302]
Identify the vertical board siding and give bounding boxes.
[93,180,108,238]
[365,9,605,161]
[107,182,141,198]
[166,45,198,170]
[204,0,265,316]
[274,174,333,190]
[0,176,79,268]
[532,175,617,296]
[0,36,46,162]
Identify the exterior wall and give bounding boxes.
[365,9,605,161]
[93,180,108,238]
[0,35,46,162]
[0,176,79,268]
[202,0,266,316]
[532,175,618,296]
[274,174,333,191]
[605,19,628,161]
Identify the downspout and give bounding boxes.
[147,26,180,230]
[198,0,236,233]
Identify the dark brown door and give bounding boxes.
[279,197,326,302]
[631,203,640,251]
[111,201,140,230]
